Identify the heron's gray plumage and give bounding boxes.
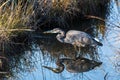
[64,30,93,47]
[44,28,103,47]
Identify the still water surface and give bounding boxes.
[7,0,120,80]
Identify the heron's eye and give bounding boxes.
[54,29,58,32]
[55,30,59,32]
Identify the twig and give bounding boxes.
[85,15,120,28]
[104,72,108,80]
[0,0,10,10]
[85,15,105,22]
[9,42,25,45]
[0,29,35,32]
[0,56,8,61]
[0,71,8,74]
[0,56,7,59]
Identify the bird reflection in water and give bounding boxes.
[43,57,102,73]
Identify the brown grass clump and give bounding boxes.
[0,0,34,42]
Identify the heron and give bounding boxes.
[43,57,102,73]
[44,28,103,53]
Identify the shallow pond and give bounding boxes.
[3,0,120,80]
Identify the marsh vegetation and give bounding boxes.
[0,0,120,80]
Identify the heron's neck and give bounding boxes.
[43,61,64,73]
[56,30,65,43]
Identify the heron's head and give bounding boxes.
[43,28,63,34]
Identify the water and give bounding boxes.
[4,0,120,80]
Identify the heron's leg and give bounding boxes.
[73,45,77,51]
[76,47,81,57]
[73,45,82,58]
[73,45,79,58]
[78,47,81,54]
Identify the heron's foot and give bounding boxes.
[73,45,82,58]
[73,45,81,52]
[76,53,80,58]
[73,45,77,51]
[76,52,82,58]
[74,51,82,59]
[77,47,82,57]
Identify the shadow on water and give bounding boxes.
[0,0,120,80]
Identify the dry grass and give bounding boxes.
[0,0,110,42]
[28,0,110,32]
[0,0,34,42]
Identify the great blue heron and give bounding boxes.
[44,28,103,48]
[43,57,102,73]
[44,28,103,55]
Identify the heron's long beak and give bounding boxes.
[43,29,55,34]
